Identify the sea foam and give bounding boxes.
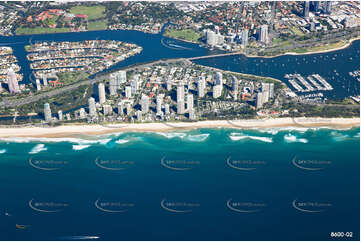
[0,137,111,145]
[330,131,349,142]
[29,144,47,154]
[156,132,187,139]
[0,149,6,154]
[115,139,129,144]
[185,134,210,142]
[284,134,308,143]
[229,133,273,143]
[72,144,91,150]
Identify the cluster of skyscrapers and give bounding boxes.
[176,82,195,119]
[303,1,333,17]
[206,27,249,48]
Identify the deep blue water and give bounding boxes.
[0,127,359,240]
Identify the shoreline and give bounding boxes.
[244,37,360,59]
[0,117,359,138]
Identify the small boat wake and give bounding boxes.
[160,38,192,51]
[58,236,99,240]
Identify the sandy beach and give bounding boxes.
[0,117,359,138]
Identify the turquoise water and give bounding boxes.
[0,127,359,240]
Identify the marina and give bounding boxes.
[285,73,333,93]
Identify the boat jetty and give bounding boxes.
[284,73,333,93]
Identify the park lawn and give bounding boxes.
[70,5,105,20]
[164,29,201,43]
[15,27,71,35]
[88,20,108,31]
[292,40,348,53]
[271,38,290,47]
[290,26,304,36]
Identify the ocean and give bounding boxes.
[0,127,359,240]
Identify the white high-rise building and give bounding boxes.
[130,79,139,94]
[259,25,269,44]
[110,70,126,89]
[44,103,52,122]
[136,110,142,121]
[79,108,86,119]
[36,79,41,91]
[187,93,194,111]
[43,75,48,87]
[189,108,195,120]
[117,102,124,116]
[261,82,274,103]
[213,72,223,98]
[198,76,206,98]
[261,83,270,104]
[256,92,264,109]
[269,83,274,98]
[98,83,106,105]
[165,103,170,115]
[241,29,248,47]
[177,84,185,114]
[213,85,222,98]
[206,30,217,46]
[103,104,113,116]
[8,68,20,94]
[215,72,223,86]
[166,80,172,91]
[232,76,239,101]
[58,110,63,121]
[109,78,117,96]
[125,86,132,98]
[88,97,97,117]
[156,94,163,115]
[140,94,149,114]
[232,76,239,93]
[126,103,132,116]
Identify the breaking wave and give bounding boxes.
[72,144,91,150]
[0,137,111,145]
[284,134,308,143]
[115,139,129,144]
[330,131,349,142]
[229,133,273,143]
[156,132,187,139]
[29,144,47,154]
[0,149,6,154]
[185,134,209,142]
